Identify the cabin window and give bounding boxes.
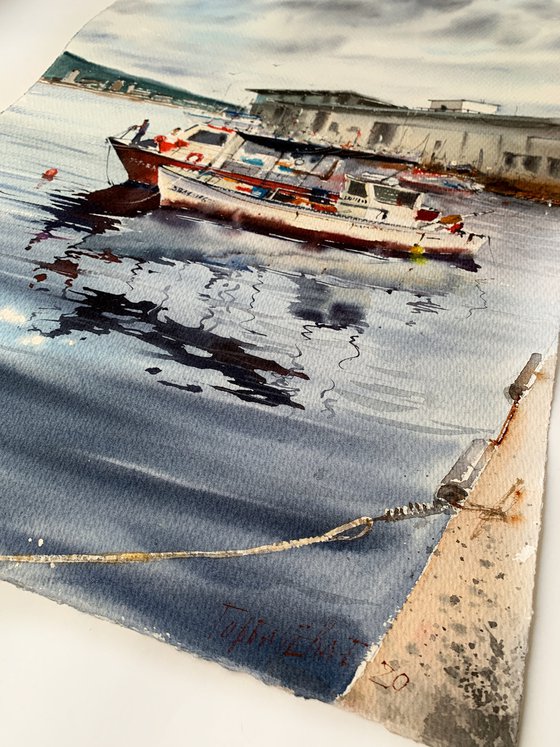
[373,185,401,205]
[373,184,397,205]
[372,186,416,208]
[548,158,560,178]
[328,121,340,134]
[503,152,516,169]
[396,191,418,209]
[346,180,368,198]
[189,131,228,146]
[272,190,298,204]
[310,187,331,205]
[522,155,541,174]
[433,140,442,151]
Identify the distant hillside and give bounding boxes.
[43,51,239,112]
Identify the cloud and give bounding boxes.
[260,34,347,57]
[442,12,501,38]
[111,0,152,14]
[544,33,560,49]
[67,0,560,116]
[274,0,382,22]
[520,0,560,20]
[275,0,473,20]
[77,29,121,45]
[420,0,474,9]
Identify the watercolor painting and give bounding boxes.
[0,1,559,745]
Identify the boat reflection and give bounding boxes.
[290,275,367,331]
[20,180,480,417]
[25,182,160,251]
[40,286,309,409]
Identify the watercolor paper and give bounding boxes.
[0,2,558,745]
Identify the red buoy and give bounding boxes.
[42,168,58,181]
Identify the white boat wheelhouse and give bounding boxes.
[339,175,425,226]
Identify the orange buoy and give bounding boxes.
[42,168,58,181]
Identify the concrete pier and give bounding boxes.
[338,351,557,747]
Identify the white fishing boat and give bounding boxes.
[158,166,487,257]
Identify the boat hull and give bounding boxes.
[108,138,332,199]
[158,167,486,257]
[108,138,205,185]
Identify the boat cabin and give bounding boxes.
[339,175,424,225]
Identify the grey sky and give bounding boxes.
[70,0,560,116]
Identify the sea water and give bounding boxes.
[0,82,559,700]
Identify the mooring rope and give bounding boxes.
[0,354,540,568]
[104,130,134,185]
[0,516,374,565]
[105,139,115,186]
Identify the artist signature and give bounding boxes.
[210,602,370,667]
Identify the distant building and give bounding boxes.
[429,99,500,115]
[132,88,152,99]
[42,52,237,114]
[78,78,105,90]
[248,88,560,190]
[250,89,398,110]
[62,69,80,84]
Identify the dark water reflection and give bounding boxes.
[44,285,308,409]
[26,182,159,249]
[290,273,367,330]
[24,182,381,413]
